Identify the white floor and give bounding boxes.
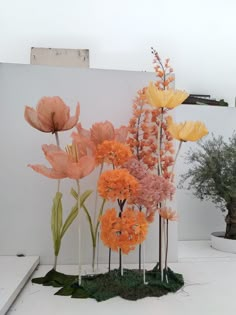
[0,256,39,315]
[5,242,236,315]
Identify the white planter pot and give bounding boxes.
[211,231,236,253]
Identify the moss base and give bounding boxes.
[32,265,184,301]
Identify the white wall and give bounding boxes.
[0,0,235,243]
[1,0,236,106]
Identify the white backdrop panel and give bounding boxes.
[0,63,178,264]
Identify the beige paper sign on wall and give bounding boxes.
[30,47,89,67]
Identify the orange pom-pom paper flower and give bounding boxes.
[98,169,139,202]
[95,140,132,167]
[100,208,148,254]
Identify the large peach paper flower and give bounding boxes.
[28,143,95,179]
[145,82,189,109]
[24,97,80,133]
[167,116,208,142]
[71,121,128,148]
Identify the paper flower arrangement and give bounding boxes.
[25,48,208,301]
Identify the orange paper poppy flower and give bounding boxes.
[95,140,132,166]
[145,82,189,109]
[98,169,139,201]
[100,208,148,254]
[24,97,80,133]
[167,116,208,142]
[29,143,95,180]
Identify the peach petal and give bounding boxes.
[45,151,70,173]
[37,97,70,130]
[24,106,51,132]
[62,103,80,131]
[42,144,62,154]
[67,156,95,179]
[115,126,128,143]
[91,121,115,145]
[28,164,66,179]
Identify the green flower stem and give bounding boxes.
[93,198,106,271]
[92,164,104,271]
[53,256,58,270]
[82,198,106,272]
[93,164,104,225]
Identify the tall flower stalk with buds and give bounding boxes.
[126,48,208,282]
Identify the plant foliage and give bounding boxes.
[179,132,236,211]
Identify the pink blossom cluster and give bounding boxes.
[136,173,175,222]
[124,157,175,222]
[123,157,147,180]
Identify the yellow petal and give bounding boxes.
[167,118,208,142]
[145,82,189,109]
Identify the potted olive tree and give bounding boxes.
[180,132,236,252]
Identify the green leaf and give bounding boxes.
[82,204,95,246]
[60,189,93,240]
[71,188,93,206]
[94,198,106,241]
[60,204,78,239]
[51,192,63,256]
[70,187,78,200]
[55,286,75,296]
[71,286,90,299]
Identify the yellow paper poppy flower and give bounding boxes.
[145,82,189,109]
[167,116,208,142]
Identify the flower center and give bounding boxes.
[65,143,79,162]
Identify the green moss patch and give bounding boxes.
[32,266,184,301]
